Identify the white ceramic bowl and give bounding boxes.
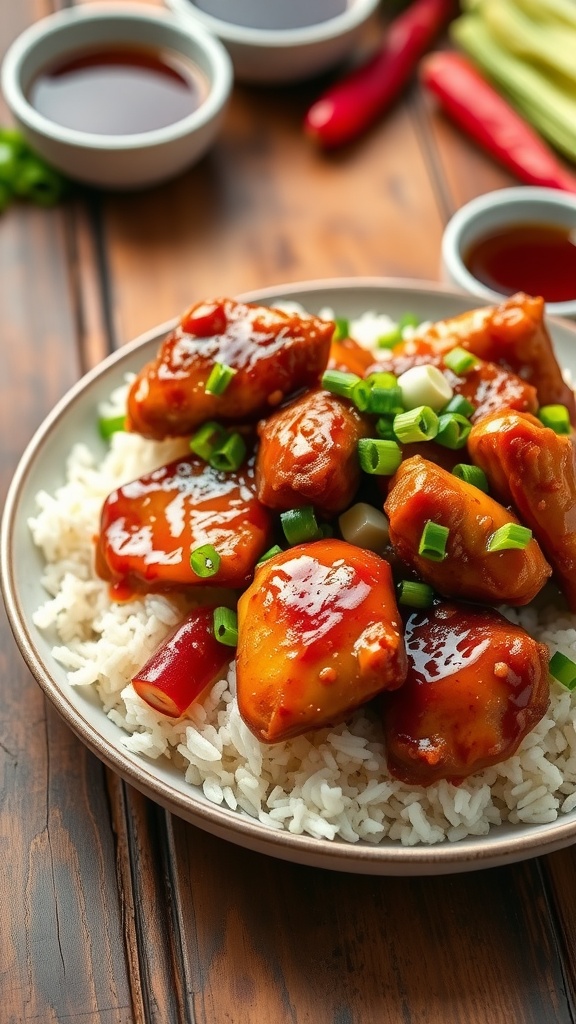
[4,278,576,876]
[164,0,381,83]
[441,187,576,319]
[1,3,233,190]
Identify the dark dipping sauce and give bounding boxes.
[28,46,208,136]
[464,222,576,304]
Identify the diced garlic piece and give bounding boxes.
[338,503,390,552]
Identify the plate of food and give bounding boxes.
[3,277,576,876]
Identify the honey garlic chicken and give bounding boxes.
[383,603,550,786]
[127,298,334,440]
[386,292,574,421]
[256,389,372,516]
[236,539,407,743]
[96,456,272,590]
[92,291,576,793]
[469,411,576,611]
[384,456,551,606]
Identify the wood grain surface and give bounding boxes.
[2,2,576,1022]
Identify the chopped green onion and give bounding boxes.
[0,127,29,156]
[377,324,403,349]
[360,372,402,414]
[452,464,489,492]
[398,312,420,330]
[205,362,237,396]
[190,544,221,577]
[367,384,404,416]
[443,394,476,418]
[366,371,398,390]
[393,405,439,444]
[321,369,360,401]
[358,438,403,475]
[0,180,12,213]
[443,347,479,375]
[397,580,435,608]
[213,606,238,647]
[538,404,571,435]
[0,140,20,186]
[190,420,228,460]
[256,544,284,566]
[99,414,125,440]
[280,506,322,544]
[376,416,396,441]
[549,651,576,691]
[486,524,532,552]
[208,432,246,472]
[333,317,350,341]
[352,378,371,412]
[435,412,472,450]
[418,521,449,561]
[13,155,67,206]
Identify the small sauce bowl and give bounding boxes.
[441,187,576,319]
[164,0,381,84]
[1,3,233,190]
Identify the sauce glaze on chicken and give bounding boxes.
[95,293,576,788]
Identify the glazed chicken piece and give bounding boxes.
[383,602,550,786]
[256,389,372,516]
[96,456,272,590]
[468,411,576,611]
[371,341,538,423]
[236,539,407,743]
[381,292,574,421]
[126,297,335,440]
[384,456,551,606]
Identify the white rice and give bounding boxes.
[28,314,576,846]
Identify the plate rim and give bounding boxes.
[3,275,576,875]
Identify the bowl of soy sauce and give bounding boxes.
[441,187,576,319]
[1,3,233,190]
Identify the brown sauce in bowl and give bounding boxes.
[464,222,576,304]
[28,46,208,136]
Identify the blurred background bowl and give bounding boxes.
[441,187,576,319]
[1,3,233,190]
[164,0,381,84]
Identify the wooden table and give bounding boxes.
[2,2,576,1021]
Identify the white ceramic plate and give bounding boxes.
[3,278,576,876]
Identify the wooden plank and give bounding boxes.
[105,776,198,1024]
[0,205,136,1019]
[0,4,142,1019]
[540,848,576,1011]
[169,823,573,1024]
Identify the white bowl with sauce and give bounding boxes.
[1,3,233,190]
[164,0,381,84]
[441,187,576,319]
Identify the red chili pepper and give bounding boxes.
[132,607,232,718]
[304,0,455,149]
[420,51,576,194]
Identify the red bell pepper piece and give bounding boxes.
[132,606,232,718]
[420,51,576,194]
[304,0,455,148]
